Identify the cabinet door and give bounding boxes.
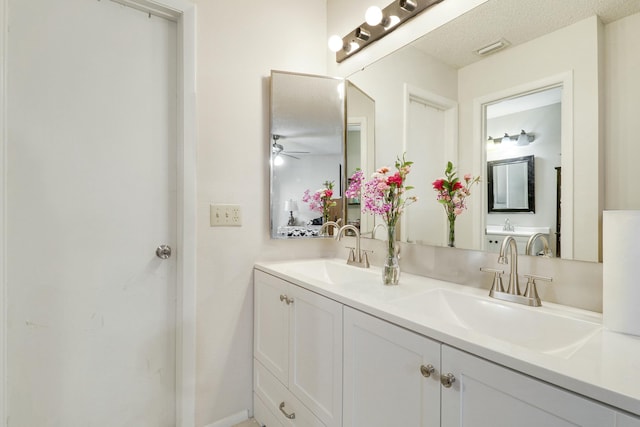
[617,413,640,427]
[343,307,441,427]
[254,270,290,385]
[288,285,343,427]
[441,345,617,427]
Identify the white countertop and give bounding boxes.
[486,225,551,237]
[254,258,640,417]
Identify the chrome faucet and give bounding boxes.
[498,236,520,295]
[336,224,370,268]
[526,233,552,257]
[371,223,387,239]
[482,236,553,307]
[319,219,342,236]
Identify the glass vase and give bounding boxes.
[448,217,456,247]
[383,225,400,286]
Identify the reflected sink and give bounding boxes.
[280,259,379,285]
[392,288,602,358]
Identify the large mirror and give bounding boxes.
[270,70,345,239]
[345,0,640,262]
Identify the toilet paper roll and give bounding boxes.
[603,210,640,336]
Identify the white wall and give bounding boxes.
[458,16,603,262]
[193,1,335,425]
[605,12,640,210]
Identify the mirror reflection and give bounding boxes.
[270,70,345,238]
[487,156,535,213]
[345,0,640,262]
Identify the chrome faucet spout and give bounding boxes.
[337,224,361,255]
[336,225,370,268]
[498,236,520,295]
[526,233,551,257]
[372,223,387,239]
[319,220,341,236]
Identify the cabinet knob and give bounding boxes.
[279,294,294,305]
[420,364,435,378]
[441,372,456,388]
[279,401,296,419]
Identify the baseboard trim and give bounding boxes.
[206,409,249,427]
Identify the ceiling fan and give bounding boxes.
[272,134,309,160]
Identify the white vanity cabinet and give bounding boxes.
[343,306,640,427]
[439,345,628,427]
[253,270,343,427]
[343,307,441,427]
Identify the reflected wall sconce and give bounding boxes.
[487,130,535,145]
[328,0,445,63]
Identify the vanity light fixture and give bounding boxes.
[487,130,535,145]
[328,0,445,63]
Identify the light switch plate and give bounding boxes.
[210,204,242,227]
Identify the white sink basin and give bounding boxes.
[280,259,379,285]
[392,288,601,358]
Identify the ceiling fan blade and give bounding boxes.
[282,153,300,160]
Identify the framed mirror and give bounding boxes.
[270,70,345,239]
[487,155,534,213]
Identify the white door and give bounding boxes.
[7,1,177,425]
[403,91,456,246]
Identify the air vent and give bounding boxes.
[475,39,511,57]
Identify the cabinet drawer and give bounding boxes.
[254,392,283,427]
[254,359,326,427]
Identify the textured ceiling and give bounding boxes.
[411,0,640,69]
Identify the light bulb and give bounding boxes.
[365,6,383,26]
[274,155,284,166]
[328,35,344,52]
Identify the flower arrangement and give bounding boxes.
[346,154,417,230]
[346,154,417,286]
[302,180,337,223]
[432,161,480,246]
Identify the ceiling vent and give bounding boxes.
[475,39,511,57]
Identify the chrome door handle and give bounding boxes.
[420,364,435,378]
[156,244,172,259]
[441,372,456,388]
[279,402,295,419]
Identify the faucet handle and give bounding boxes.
[523,274,552,302]
[361,249,373,268]
[345,246,356,262]
[481,267,505,294]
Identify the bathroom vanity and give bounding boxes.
[253,259,640,427]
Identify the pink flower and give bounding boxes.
[377,166,390,174]
[454,207,464,216]
[464,173,472,181]
[453,181,463,191]
[432,179,445,191]
[387,173,403,186]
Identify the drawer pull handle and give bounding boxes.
[420,364,435,378]
[279,294,294,305]
[441,372,456,388]
[279,402,296,419]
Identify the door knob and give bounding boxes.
[156,244,172,259]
